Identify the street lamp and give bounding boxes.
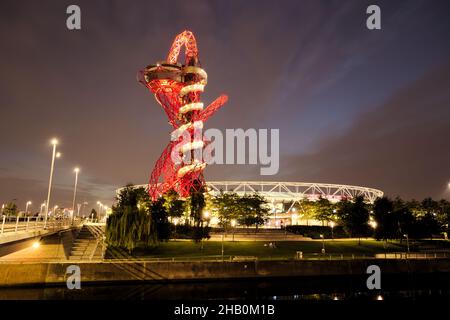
[291,213,298,225]
[320,234,325,254]
[81,202,88,217]
[173,218,179,241]
[44,138,59,228]
[103,206,109,222]
[40,202,46,216]
[97,201,103,221]
[25,201,32,214]
[231,219,237,241]
[403,234,410,253]
[71,167,80,225]
[330,221,335,240]
[203,210,210,219]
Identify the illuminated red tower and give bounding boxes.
[138,31,228,201]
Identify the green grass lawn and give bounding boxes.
[135,239,408,260]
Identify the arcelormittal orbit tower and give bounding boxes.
[138,31,228,201]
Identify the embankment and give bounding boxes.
[1,258,450,287]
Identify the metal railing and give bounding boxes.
[0,215,73,236]
[98,251,450,263]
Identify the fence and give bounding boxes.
[96,251,450,263]
[0,215,73,235]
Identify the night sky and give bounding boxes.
[1,0,450,212]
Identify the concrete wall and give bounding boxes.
[0,226,73,245]
[0,228,78,260]
[1,258,450,287]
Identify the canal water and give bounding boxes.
[0,274,449,300]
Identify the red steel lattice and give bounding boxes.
[139,30,228,200]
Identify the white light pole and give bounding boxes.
[97,201,102,222]
[25,201,32,214]
[231,219,237,242]
[40,202,46,216]
[320,234,325,254]
[44,138,60,228]
[330,221,335,240]
[71,167,80,225]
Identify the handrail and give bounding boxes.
[0,216,75,236]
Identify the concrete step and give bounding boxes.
[68,225,104,260]
[73,240,91,244]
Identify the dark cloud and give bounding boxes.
[279,58,450,199]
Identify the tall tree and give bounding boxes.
[212,191,240,230]
[151,198,170,241]
[3,202,17,217]
[190,189,205,227]
[314,197,333,226]
[340,196,369,245]
[163,189,186,220]
[105,184,157,252]
[189,188,209,242]
[295,199,318,226]
[237,193,270,231]
[373,197,395,240]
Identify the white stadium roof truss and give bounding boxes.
[205,181,383,204]
[123,181,383,204]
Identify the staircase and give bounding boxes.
[69,224,105,260]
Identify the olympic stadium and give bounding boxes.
[119,181,383,227]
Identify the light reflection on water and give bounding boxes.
[0,275,449,300]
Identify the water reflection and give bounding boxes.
[0,274,449,300]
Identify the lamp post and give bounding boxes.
[320,234,325,254]
[231,219,237,242]
[71,167,80,225]
[40,202,45,216]
[44,138,60,228]
[404,234,410,253]
[203,210,210,223]
[330,221,335,240]
[76,203,81,219]
[221,232,224,262]
[173,218,179,241]
[81,202,88,218]
[97,201,103,222]
[200,210,211,251]
[25,201,32,214]
[102,206,109,222]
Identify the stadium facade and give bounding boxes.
[119,181,383,227]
